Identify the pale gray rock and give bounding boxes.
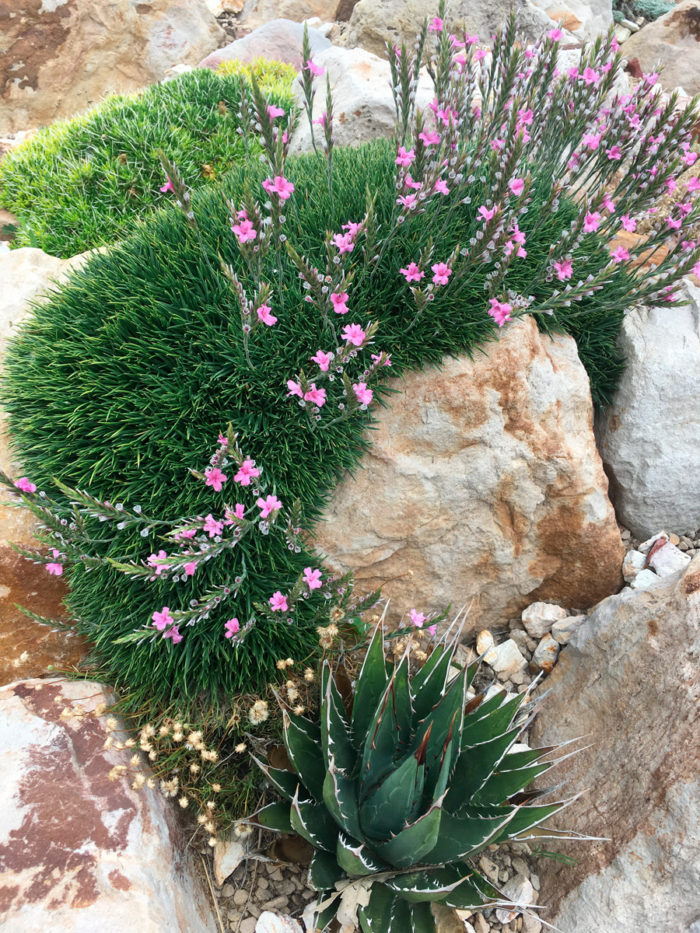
[213,838,245,885]
[255,912,303,933]
[488,639,528,679]
[648,541,692,578]
[530,0,613,39]
[198,19,330,70]
[495,875,535,923]
[551,614,586,645]
[531,556,700,933]
[236,0,341,29]
[531,633,559,672]
[629,568,659,591]
[521,601,568,639]
[596,280,700,540]
[622,549,645,583]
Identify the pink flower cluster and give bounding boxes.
[152,606,183,643]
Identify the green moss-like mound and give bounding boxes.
[0,66,294,258]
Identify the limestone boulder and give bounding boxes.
[314,316,624,631]
[0,248,95,685]
[289,45,434,153]
[1,0,224,134]
[340,0,557,58]
[0,678,217,932]
[595,280,700,540]
[235,0,341,30]
[622,1,700,96]
[531,556,700,933]
[530,0,612,40]
[198,19,331,70]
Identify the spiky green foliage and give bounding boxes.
[255,626,569,931]
[0,66,294,257]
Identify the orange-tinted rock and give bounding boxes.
[622,0,700,96]
[313,317,623,632]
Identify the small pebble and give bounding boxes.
[239,918,256,933]
[233,889,249,907]
[221,883,234,898]
[474,914,490,933]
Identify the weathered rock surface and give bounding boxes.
[315,316,624,631]
[530,0,612,40]
[621,0,700,96]
[1,0,224,134]
[0,678,217,932]
[0,248,95,685]
[531,556,700,933]
[289,45,433,152]
[199,19,331,70]
[596,280,700,540]
[340,0,556,58]
[235,0,340,30]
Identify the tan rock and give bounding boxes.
[236,0,340,30]
[199,18,331,70]
[531,556,700,932]
[530,632,559,672]
[1,0,224,134]
[314,317,624,632]
[622,1,700,96]
[521,601,568,639]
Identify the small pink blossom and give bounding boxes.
[610,246,630,263]
[621,214,637,232]
[262,175,295,201]
[203,514,224,538]
[404,174,422,191]
[684,151,699,167]
[330,291,349,315]
[583,211,602,233]
[256,304,277,326]
[428,15,443,31]
[224,503,246,524]
[311,349,334,371]
[184,562,197,577]
[667,178,677,194]
[398,193,418,209]
[547,27,563,40]
[304,384,327,407]
[152,607,174,631]
[478,205,497,222]
[332,232,355,253]
[694,261,700,278]
[490,138,505,152]
[257,494,282,519]
[342,324,366,347]
[418,130,441,146]
[269,591,288,611]
[426,624,437,636]
[14,477,36,493]
[204,466,227,491]
[313,112,327,127]
[474,48,488,62]
[602,195,615,213]
[371,352,392,367]
[686,177,700,192]
[667,216,683,230]
[287,380,303,398]
[46,562,63,576]
[303,567,322,591]
[306,59,324,76]
[234,459,260,486]
[434,179,450,195]
[267,104,285,119]
[508,178,525,197]
[147,550,168,576]
[606,145,622,160]
[224,618,240,638]
[232,218,257,243]
[431,262,452,285]
[582,132,601,151]
[353,382,373,405]
[553,259,573,281]
[409,608,426,628]
[517,108,533,126]
[163,625,182,644]
[395,146,415,167]
[160,178,174,194]
[488,298,513,327]
[582,66,600,86]
[400,262,424,282]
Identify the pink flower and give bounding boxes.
[400,262,424,282]
[371,352,391,367]
[685,151,699,167]
[685,177,700,192]
[304,384,327,407]
[257,494,282,518]
[224,618,240,638]
[269,591,288,611]
[667,178,677,194]
[303,567,323,591]
[267,104,285,119]
[694,261,700,278]
[313,112,327,126]
[582,132,601,151]
[234,459,260,486]
[343,221,363,237]
[232,218,257,243]
[352,382,373,405]
[553,259,573,281]
[490,138,505,152]
[602,195,615,213]
[152,607,174,631]
[547,27,563,40]
[474,48,488,62]
[160,178,174,194]
[203,514,224,537]
[488,298,513,327]
[508,178,525,197]
[418,130,441,146]
[517,108,533,126]
[256,304,277,326]
[287,380,303,398]
[428,15,443,31]
[262,175,295,201]
[330,291,349,315]
[175,527,197,541]
[311,349,334,371]
[667,216,683,230]
[582,66,600,86]
[404,174,422,191]
[204,466,227,491]
[398,194,417,209]
[224,503,246,524]
[431,262,452,285]
[46,562,63,576]
[395,146,415,167]
[426,624,437,636]
[606,145,622,160]
[610,246,630,263]
[306,59,324,76]
[583,211,602,233]
[332,232,355,253]
[478,205,497,222]
[409,608,426,628]
[621,214,637,232]
[163,625,183,644]
[147,549,168,576]
[51,548,61,558]
[14,477,36,493]
[184,562,197,577]
[434,178,450,195]
[342,324,366,347]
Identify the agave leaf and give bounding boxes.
[410,643,453,722]
[411,666,467,790]
[430,718,461,805]
[322,665,357,773]
[359,654,411,796]
[502,746,555,769]
[323,755,363,840]
[444,727,520,811]
[382,864,469,903]
[256,801,293,833]
[358,883,396,933]
[250,753,306,803]
[374,797,444,869]
[309,849,344,892]
[475,762,550,806]
[441,868,503,910]
[336,830,388,877]
[360,746,420,839]
[422,806,516,863]
[408,900,436,933]
[283,709,325,802]
[352,623,389,743]
[491,800,569,843]
[460,692,524,747]
[290,789,339,852]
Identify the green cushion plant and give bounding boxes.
[0,63,295,257]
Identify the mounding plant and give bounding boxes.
[0,63,295,257]
[4,6,700,720]
[254,623,584,932]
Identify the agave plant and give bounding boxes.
[254,625,576,932]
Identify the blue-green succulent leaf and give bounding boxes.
[358,883,396,933]
[360,748,419,839]
[382,864,471,903]
[309,849,344,892]
[374,797,444,868]
[290,789,339,852]
[322,667,357,773]
[352,624,389,743]
[283,708,325,802]
[445,727,521,810]
[475,762,550,805]
[256,801,293,833]
[323,756,362,840]
[336,831,388,877]
[249,754,306,803]
[461,692,525,747]
[408,900,436,933]
[423,806,516,863]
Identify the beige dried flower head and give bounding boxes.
[303,667,315,683]
[197,814,208,825]
[95,702,107,716]
[105,717,118,731]
[178,797,189,808]
[285,657,294,667]
[108,765,126,782]
[201,749,219,762]
[146,777,156,789]
[330,607,344,623]
[148,749,157,761]
[234,822,254,839]
[103,736,114,751]
[129,754,141,768]
[158,724,170,737]
[208,837,217,847]
[211,783,221,793]
[190,763,201,775]
[172,732,184,743]
[59,707,73,721]
[414,649,428,662]
[132,774,146,790]
[206,800,216,810]
[317,623,339,649]
[142,724,155,738]
[125,738,136,748]
[204,820,215,833]
[248,700,269,725]
[235,742,247,754]
[187,731,204,749]
[173,721,183,732]
[276,659,288,671]
[293,704,306,716]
